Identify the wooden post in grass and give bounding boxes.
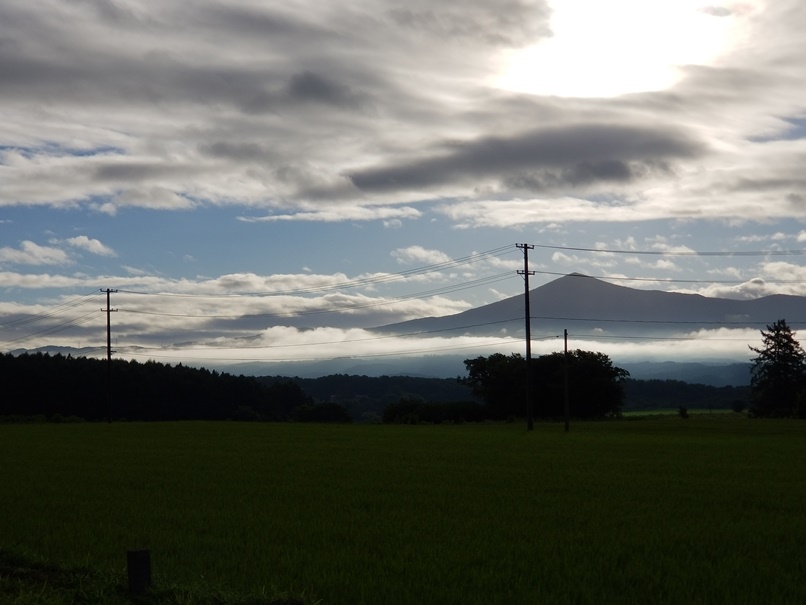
[127,549,151,594]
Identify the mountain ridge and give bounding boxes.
[373,273,806,337]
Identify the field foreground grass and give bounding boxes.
[1,418,804,604]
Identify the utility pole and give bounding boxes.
[516,243,535,431]
[102,289,117,422]
[564,329,570,433]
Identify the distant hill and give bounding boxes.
[222,358,751,386]
[9,345,105,358]
[624,361,751,387]
[217,356,470,379]
[373,273,806,338]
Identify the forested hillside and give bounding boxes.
[263,372,749,418]
[622,379,749,411]
[0,353,311,422]
[258,374,473,419]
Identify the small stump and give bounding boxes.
[127,549,151,594]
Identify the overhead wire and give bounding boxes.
[116,318,526,353]
[0,291,101,329]
[117,336,540,364]
[116,245,518,299]
[532,269,806,285]
[0,248,517,349]
[529,315,806,327]
[4,241,806,359]
[534,243,806,257]
[0,310,100,345]
[117,272,515,319]
[0,291,103,347]
[566,334,753,341]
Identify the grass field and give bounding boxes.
[1,418,805,604]
[622,408,736,417]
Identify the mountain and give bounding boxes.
[373,273,806,338]
[214,356,471,379]
[9,345,106,358]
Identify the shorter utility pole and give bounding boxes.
[564,329,570,433]
[517,243,535,431]
[102,289,117,422]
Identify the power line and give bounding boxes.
[0,291,101,329]
[530,315,806,326]
[534,243,806,257]
[116,318,527,352]
[117,273,515,320]
[0,249,518,348]
[0,310,100,345]
[567,334,754,341]
[533,270,806,285]
[116,245,517,299]
[118,337,525,364]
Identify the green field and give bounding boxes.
[2,418,805,604]
[622,408,737,417]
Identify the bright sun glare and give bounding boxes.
[495,0,755,98]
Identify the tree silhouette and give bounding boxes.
[461,353,526,419]
[461,350,628,419]
[749,319,806,418]
[534,350,629,419]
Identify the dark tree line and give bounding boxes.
[270,374,472,401]
[0,353,319,422]
[460,350,629,420]
[258,374,474,420]
[623,379,749,411]
[5,343,780,424]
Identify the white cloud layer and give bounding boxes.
[0,241,72,266]
[392,246,452,265]
[63,236,117,257]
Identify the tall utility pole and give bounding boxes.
[516,243,535,431]
[102,289,117,422]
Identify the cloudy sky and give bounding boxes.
[2,0,806,370]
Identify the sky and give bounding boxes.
[2,0,806,371]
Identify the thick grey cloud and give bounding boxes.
[500,159,674,192]
[700,6,733,18]
[287,71,367,108]
[198,141,274,162]
[94,162,184,182]
[1,0,806,225]
[0,2,376,116]
[348,124,703,193]
[188,3,317,39]
[387,1,551,47]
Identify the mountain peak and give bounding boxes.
[373,273,806,339]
